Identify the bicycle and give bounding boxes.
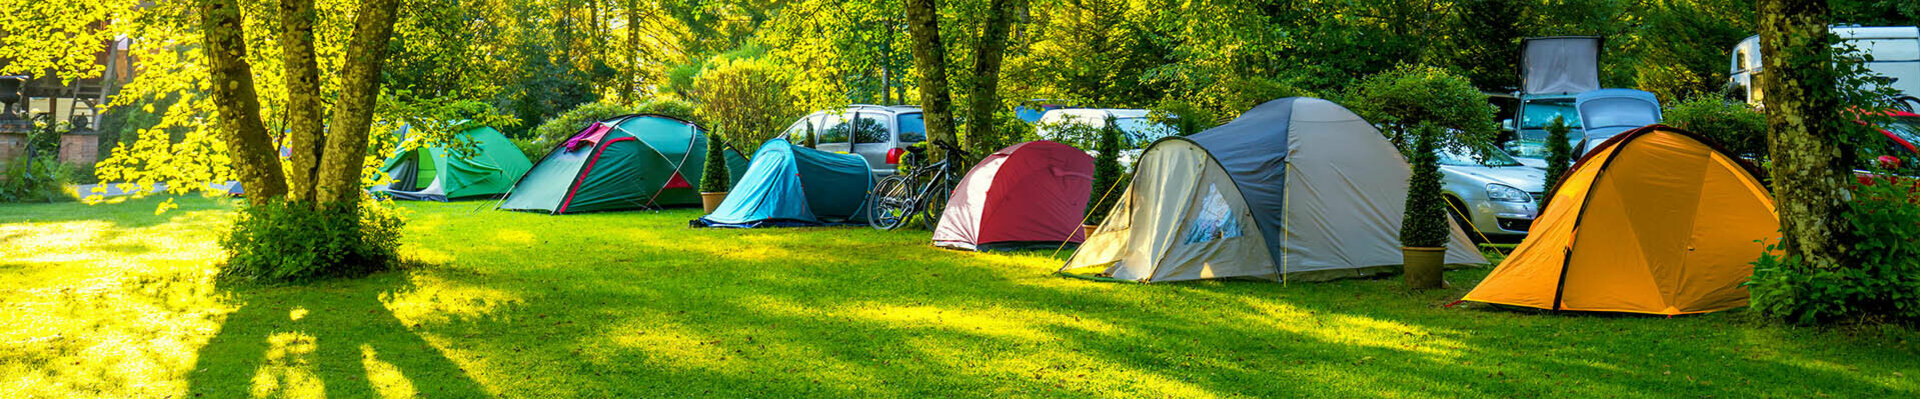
[869,140,969,230]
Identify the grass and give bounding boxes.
[2,196,1916,397]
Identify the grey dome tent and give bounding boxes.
[1062,97,1488,283]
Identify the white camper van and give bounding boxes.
[1730,26,1920,108]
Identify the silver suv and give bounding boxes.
[776,105,927,176]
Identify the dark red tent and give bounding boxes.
[933,141,1094,251]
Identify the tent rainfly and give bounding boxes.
[1460,125,1778,315]
[692,138,875,228]
[498,114,748,214]
[933,141,1095,251]
[377,125,533,201]
[1061,97,1487,283]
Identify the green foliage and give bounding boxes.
[699,135,730,193]
[531,102,638,146]
[1666,97,1768,157]
[1401,126,1449,249]
[1542,116,1574,209]
[0,157,77,203]
[691,56,799,150]
[1345,65,1497,153]
[219,199,405,283]
[1088,116,1124,222]
[1749,177,1920,324]
[1148,98,1218,136]
[509,137,549,163]
[634,96,704,126]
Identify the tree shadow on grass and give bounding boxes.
[186,269,489,398]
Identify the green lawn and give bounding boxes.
[1,196,1915,397]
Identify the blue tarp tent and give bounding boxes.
[692,138,876,228]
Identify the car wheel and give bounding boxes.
[1444,196,1487,244]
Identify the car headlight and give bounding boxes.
[1486,183,1532,203]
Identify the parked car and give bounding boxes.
[1013,99,1072,124]
[1032,108,1178,168]
[1440,147,1545,242]
[1502,94,1583,169]
[776,105,926,176]
[1731,26,1920,108]
[1573,89,1662,153]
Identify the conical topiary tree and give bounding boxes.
[700,133,730,193]
[1541,116,1574,209]
[1401,124,1449,289]
[1088,116,1125,224]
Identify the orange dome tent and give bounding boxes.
[1461,125,1778,315]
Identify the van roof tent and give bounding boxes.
[1521,36,1604,96]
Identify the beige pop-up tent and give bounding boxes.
[1061,97,1487,283]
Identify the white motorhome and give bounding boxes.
[1730,26,1920,108]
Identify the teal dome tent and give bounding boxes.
[498,114,749,214]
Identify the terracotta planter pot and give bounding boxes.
[1081,224,1099,240]
[1402,246,1447,290]
[700,192,727,214]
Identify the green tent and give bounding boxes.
[378,125,533,201]
[498,114,749,214]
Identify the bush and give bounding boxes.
[1088,117,1125,223]
[1344,65,1497,152]
[692,57,799,150]
[1401,126,1449,248]
[510,137,549,162]
[1666,97,1767,158]
[1748,176,1920,324]
[220,199,406,283]
[531,101,637,145]
[1148,98,1218,136]
[634,96,703,126]
[0,157,77,203]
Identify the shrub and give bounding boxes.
[0,157,77,203]
[1666,97,1767,158]
[1345,65,1498,153]
[220,199,406,283]
[1148,98,1218,136]
[1748,176,1920,324]
[1401,125,1449,248]
[1088,116,1125,223]
[510,137,549,162]
[699,135,730,193]
[633,96,704,126]
[691,57,799,150]
[1542,116,1574,209]
[531,101,635,146]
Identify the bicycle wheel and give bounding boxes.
[868,175,916,230]
[920,177,952,231]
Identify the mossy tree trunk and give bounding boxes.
[198,0,286,205]
[962,0,1025,155]
[280,0,324,203]
[316,0,403,205]
[1758,0,1853,269]
[903,0,957,161]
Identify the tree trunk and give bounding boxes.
[902,0,958,157]
[316,0,403,205]
[1758,0,1852,268]
[625,0,640,105]
[963,0,1024,154]
[198,0,287,204]
[279,0,325,203]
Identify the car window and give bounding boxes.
[1441,147,1525,167]
[1580,98,1660,129]
[781,117,814,142]
[1113,117,1176,147]
[1884,116,1920,148]
[851,114,890,144]
[817,114,849,144]
[1519,99,1580,130]
[897,114,926,143]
